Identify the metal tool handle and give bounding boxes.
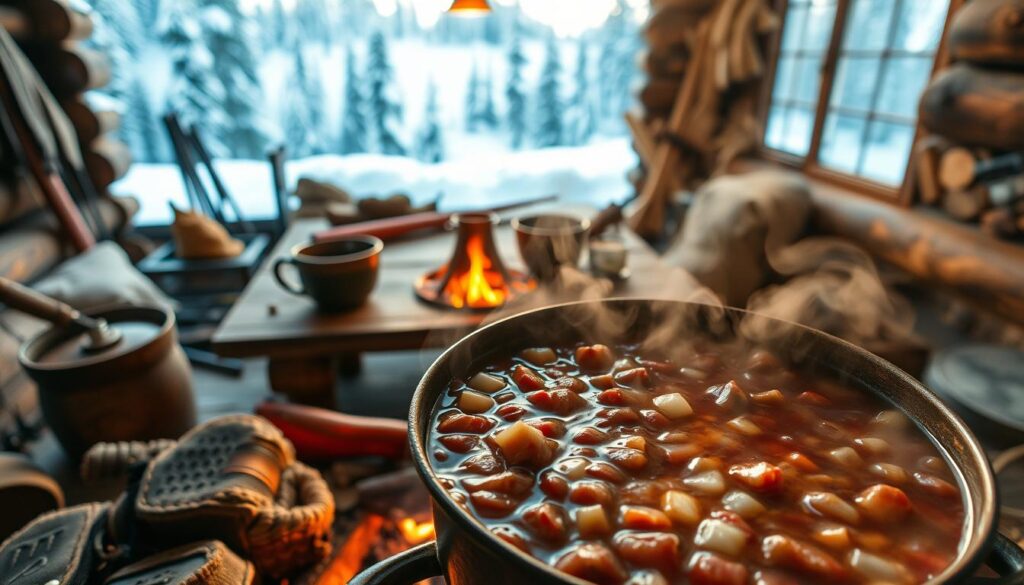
[0,276,81,327]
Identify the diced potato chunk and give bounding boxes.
[493,421,555,467]
[728,462,783,494]
[853,437,890,456]
[848,549,912,584]
[684,470,726,496]
[623,435,647,451]
[468,372,506,393]
[662,489,701,526]
[726,416,761,436]
[687,457,722,472]
[576,504,611,538]
[802,492,860,525]
[575,344,615,372]
[521,347,557,365]
[458,390,495,414]
[653,393,693,419]
[722,491,766,519]
[555,457,589,480]
[694,519,749,556]
[813,523,852,550]
[828,447,863,468]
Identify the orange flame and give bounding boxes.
[397,517,436,544]
[444,235,506,309]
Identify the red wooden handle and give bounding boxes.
[312,212,449,244]
[256,401,409,461]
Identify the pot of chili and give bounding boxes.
[351,299,1024,585]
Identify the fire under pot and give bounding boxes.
[415,212,534,310]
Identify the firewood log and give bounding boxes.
[948,0,1024,67]
[939,147,1024,191]
[0,7,28,38]
[84,136,132,189]
[638,78,680,115]
[920,64,1024,151]
[62,98,120,144]
[20,43,110,97]
[914,135,951,205]
[645,4,709,53]
[943,186,990,221]
[3,1,92,41]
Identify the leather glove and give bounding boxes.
[83,414,334,579]
[103,540,255,585]
[0,502,110,585]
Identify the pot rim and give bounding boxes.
[409,298,998,584]
[18,304,176,374]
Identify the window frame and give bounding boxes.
[757,0,962,205]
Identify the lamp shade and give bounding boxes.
[448,0,491,15]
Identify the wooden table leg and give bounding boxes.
[337,352,363,379]
[268,356,337,408]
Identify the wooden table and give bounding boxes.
[213,213,670,405]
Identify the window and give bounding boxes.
[763,0,951,191]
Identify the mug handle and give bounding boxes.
[349,541,442,585]
[273,258,305,296]
[969,533,1024,585]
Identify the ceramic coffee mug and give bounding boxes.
[512,214,591,281]
[273,236,383,313]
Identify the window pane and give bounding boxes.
[765,106,788,151]
[772,56,797,102]
[894,0,948,51]
[804,2,838,52]
[819,114,866,174]
[877,57,933,118]
[794,56,824,103]
[861,121,915,184]
[843,0,896,50]
[830,57,881,110]
[782,107,816,156]
[781,5,808,52]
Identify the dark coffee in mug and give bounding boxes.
[273,236,383,313]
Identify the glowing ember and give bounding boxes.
[398,517,436,544]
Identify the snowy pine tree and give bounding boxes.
[505,25,527,149]
[127,80,166,163]
[339,46,368,154]
[416,80,445,163]
[270,0,288,46]
[365,31,406,156]
[568,42,596,145]
[284,47,326,158]
[135,0,162,30]
[478,65,499,130]
[201,0,267,158]
[465,62,479,132]
[534,36,564,148]
[160,0,219,133]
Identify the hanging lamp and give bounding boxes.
[448,0,492,15]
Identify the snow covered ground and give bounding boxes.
[115,137,638,225]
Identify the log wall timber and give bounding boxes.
[948,0,1024,66]
[62,98,120,144]
[0,7,26,38]
[811,185,1024,326]
[19,43,110,97]
[0,1,92,41]
[84,136,133,189]
[920,64,1024,151]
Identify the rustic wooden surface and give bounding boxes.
[214,212,669,360]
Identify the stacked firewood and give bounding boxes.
[627,0,779,238]
[916,0,1024,240]
[0,0,131,195]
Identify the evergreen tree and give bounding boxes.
[127,80,166,163]
[284,47,326,158]
[534,36,564,148]
[416,80,444,163]
[201,0,267,158]
[160,0,219,133]
[464,62,479,132]
[271,0,288,46]
[295,0,330,46]
[478,65,499,130]
[568,42,596,145]
[505,24,527,149]
[85,0,142,148]
[365,31,406,156]
[339,46,368,154]
[136,0,162,30]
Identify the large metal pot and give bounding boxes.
[20,304,196,459]
[353,299,1024,585]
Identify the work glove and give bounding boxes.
[103,540,255,585]
[0,502,112,585]
[83,414,334,579]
